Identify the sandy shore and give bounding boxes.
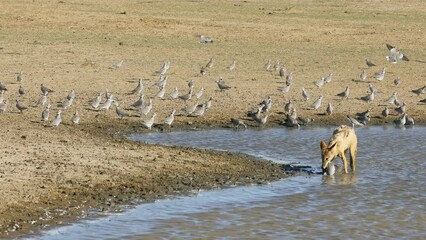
[1,0,425,238]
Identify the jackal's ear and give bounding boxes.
[320,141,327,151]
[328,142,337,150]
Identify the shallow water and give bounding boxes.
[28,126,425,239]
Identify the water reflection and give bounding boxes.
[322,172,358,185]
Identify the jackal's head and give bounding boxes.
[320,141,337,173]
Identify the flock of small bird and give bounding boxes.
[232,43,424,129]
[0,38,424,130]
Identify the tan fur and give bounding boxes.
[320,125,358,174]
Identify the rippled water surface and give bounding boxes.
[29,126,425,239]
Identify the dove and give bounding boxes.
[264,59,271,71]
[16,99,28,113]
[115,102,130,119]
[365,59,376,68]
[412,85,426,96]
[326,103,333,115]
[374,68,385,81]
[227,59,236,71]
[41,104,51,121]
[230,118,247,129]
[360,92,374,103]
[336,86,349,99]
[381,107,389,118]
[199,35,213,44]
[17,71,24,82]
[89,93,102,109]
[310,96,323,110]
[163,109,176,127]
[142,113,157,129]
[129,79,143,95]
[302,87,310,100]
[50,110,62,127]
[216,78,231,91]
[169,87,179,99]
[359,70,367,81]
[18,85,25,96]
[71,111,80,125]
[195,87,204,99]
[41,84,54,95]
[109,60,123,69]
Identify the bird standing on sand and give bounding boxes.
[169,87,179,99]
[41,84,54,95]
[204,97,213,110]
[190,104,206,117]
[381,107,389,118]
[138,98,153,116]
[359,69,367,81]
[310,96,323,110]
[337,86,349,99]
[89,93,102,109]
[142,113,157,129]
[302,87,310,100]
[41,104,51,121]
[326,103,333,115]
[412,85,426,96]
[37,92,48,106]
[184,102,199,115]
[216,78,231,91]
[67,90,75,100]
[50,110,62,127]
[361,91,374,103]
[369,84,380,94]
[155,86,166,99]
[129,79,143,95]
[385,92,398,105]
[324,73,333,84]
[264,59,271,71]
[0,82,7,92]
[72,111,80,125]
[109,60,124,69]
[0,100,8,113]
[286,72,293,86]
[284,100,293,113]
[130,95,144,109]
[315,77,325,88]
[115,103,130,119]
[230,118,247,129]
[17,71,24,82]
[228,59,236,71]
[179,86,193,102]
[195,87,204,99]
[365,59,376,68]
[99,95,114,110]
[16,99,28,113]
[374,68,386,81]
[279,66,286,78]
[394,77,401,86]
[199,35,213,44]
[18,85,25,96]
[163,109,176,127]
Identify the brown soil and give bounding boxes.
[0,0,425,238]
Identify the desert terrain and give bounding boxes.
[0,0,425,237]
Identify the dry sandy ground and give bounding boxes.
[0,0,425,237]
